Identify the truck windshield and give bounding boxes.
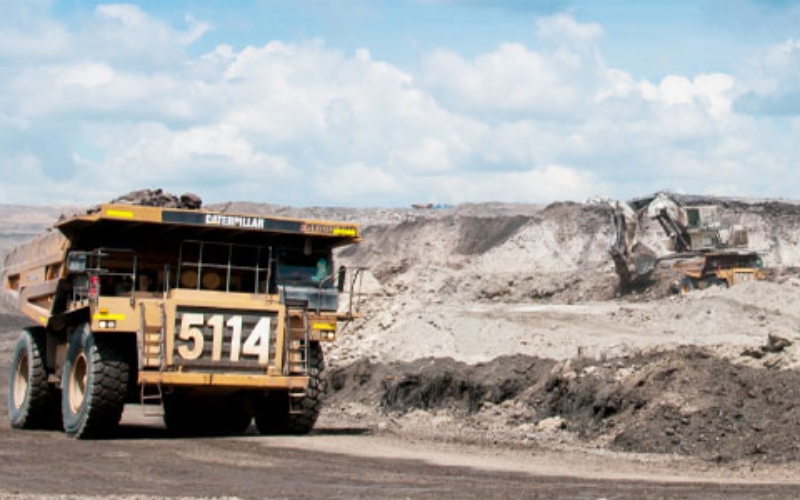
[276,254,333,288]
[177,240,269,293]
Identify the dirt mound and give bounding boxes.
[545,346,800,463]
[343,201,619,303]
[328,355,557,414]
[456,216,532,255]
[326,345,800,463]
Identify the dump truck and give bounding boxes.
[673,251,767,294]
[4,197,362,438]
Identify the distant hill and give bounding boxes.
[0,204,80,257]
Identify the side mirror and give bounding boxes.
[67,253,87,273]
[337,265,346,293]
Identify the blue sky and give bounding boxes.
[3,0,800,206]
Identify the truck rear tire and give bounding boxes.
[8,329,60,430]
[254,342,324,435]
[62,324,130,439]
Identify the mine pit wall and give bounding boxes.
[2,198,800,313]
[335,199,800,303]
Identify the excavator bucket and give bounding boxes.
[631,243,657,277]
[610,242,657,289]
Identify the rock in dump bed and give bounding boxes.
[85,188,203,214]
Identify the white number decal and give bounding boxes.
[177,313,204,360]
[241,318,271,364]
[209,314,224,361]
[177,313,272,364]
[228,315,243,361]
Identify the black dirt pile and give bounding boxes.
[327,355,557,414]
[325,347,800,463]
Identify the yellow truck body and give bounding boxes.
[4,202,361,438]
[674,251,766,294]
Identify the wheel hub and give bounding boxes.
[69,350,88,414]
[12,351,29,410]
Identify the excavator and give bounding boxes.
[609,192,765,292]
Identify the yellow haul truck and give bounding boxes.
[674,251,766,294]
[4,202,361,438]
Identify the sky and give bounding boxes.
[3,0,800,207]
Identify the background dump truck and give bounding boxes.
[673,251,766,294]
[4,202,362,438]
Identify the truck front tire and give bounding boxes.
[8,329,60,430]
[62,324,130,439]
[254,342,324,435]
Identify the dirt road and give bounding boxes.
[2,410,800,499]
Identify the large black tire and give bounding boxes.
[163,392,252,436]
[61,324,130,439]
[8,329,60,430]
[254,342,324,435]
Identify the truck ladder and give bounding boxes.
[288,389,309,415]
[138,302,165,416]
[283,298,310,376]
[283,298,312,413]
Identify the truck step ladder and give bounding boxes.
[283,297,310,375]
[138,302,166,416]
[288,389,308,414]
[282,296,312,413]
[140,381,165,417]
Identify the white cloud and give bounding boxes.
[56,63,116,89]
[3,6,800,207]
[7,64,184,119]
[418,14,611,120]
[403,137,459,173]
[640,74,735,117]
[733,36,800,115]
[320,163,400,201]
[420,44,584,116]
[535,13,603,46]
[0,0,71,59]
[77,4,205,67]
[428,164,600,204]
